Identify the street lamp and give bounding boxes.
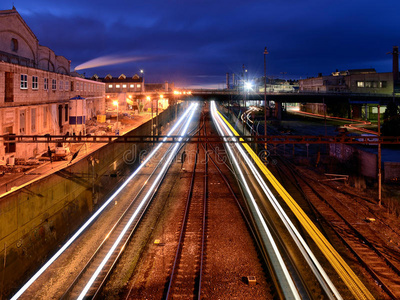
[264,46,269,152]
[113,100,119,131]
[147,96,153,137]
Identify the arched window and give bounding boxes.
[11,38,18,52]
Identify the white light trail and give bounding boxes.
[210,102,301,300]
[77,103,198,299]
[211,101,341,300]
[11,103,196,300]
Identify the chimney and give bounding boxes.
[164,81,168,91]
[393,46,399,83]
[226,73,230,89]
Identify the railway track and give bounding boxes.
[275,157,400,299]
[164,113,208,299]
[55,104,199,300]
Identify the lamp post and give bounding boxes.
[157,95,163,136]
[113,100,119,134]
[264,46,269,152]
[140,69,144,92]
[147,96,153,138]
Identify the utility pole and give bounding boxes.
[264,46,269,151]
[242,64,246,133]
[378,105,382,206]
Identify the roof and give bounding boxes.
[0,7,39,42]
[100,74,143,83]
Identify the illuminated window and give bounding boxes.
[357,81,364,87]
[52,79,57,90]
[44,78,48,90]
[137,84,141,88]
[109,84,113,88]
[365,81,372,88]
[130,84,134,88]
[116,84,120,88]
[380,81,387,88]
[122,84,127,88]
[32,76,38,90]
[20,74,28,89]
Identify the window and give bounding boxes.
[32,76,38,89]
[59,80,63,90]
[11,38,18,52]
[380,81,387,88]
[65,81,69,90]
[130,84,134,88]
[137,84,141,88]
[52,79,57,90]
[19,110,26,134]
[20,74,28,89]
[365,81,372,88]
[44,78,48,90]
[116,84,120,88]
[108,84,113,88]
[31,108,36,133]
[4,126,15,153]
[372,81,378,88]
[122,84,127,88]
[357,81,364,87]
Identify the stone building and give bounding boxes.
[0,7,105,164]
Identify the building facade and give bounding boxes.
[99,74,173,112]
[299,69,393,94]
[0,8,105,164]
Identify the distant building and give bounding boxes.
[98,74,173,111]
[0,7,105,164]
[299,69,393,94]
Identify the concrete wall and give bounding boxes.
[0,103,181,298]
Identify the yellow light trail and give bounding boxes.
[216,110,375,300]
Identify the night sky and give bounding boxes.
[2,0,400,88]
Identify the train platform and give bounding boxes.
[0,113,153,197]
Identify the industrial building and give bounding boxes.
[99,74,173,112]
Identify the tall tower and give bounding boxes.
[393,46,399,84]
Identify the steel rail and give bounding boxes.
[73,105,198,299]
[164,145,199,299]
[61,106,198,299]
[165,111,208,299]
[211,102,302,300]
[215,106,375,300]
[279,158,400,299]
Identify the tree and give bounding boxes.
[382,101,400,136]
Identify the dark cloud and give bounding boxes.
[2,0,399,87]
